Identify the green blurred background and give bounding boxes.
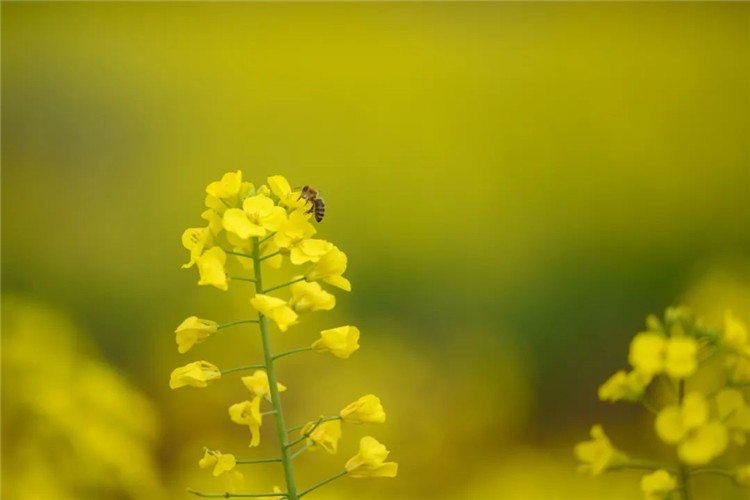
[2,2,748,499]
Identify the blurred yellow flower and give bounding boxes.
[196,246,228,291]
[181,226,213,269]
[574,425,628,476]
[199,449,237,477]
[250,294,298,332]
[229,397,263,447]
[715,388,750,445]
[629,332,666,375]
[302,419,342,454]
[306,245,351,291]
[628,332,698,379]
[289,280,336,313]
[175,316,218,353]
[640,470,676,500]
[598,369,652,403]
[206,170,243,199]
[655,392,728,465]
[312,326,360,359]
[241,370,287,398]
[345,436,398,478]
[169,361,221,389]
[340,394,385,423]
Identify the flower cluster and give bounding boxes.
[576,307,750,499]
[170,172,397,499]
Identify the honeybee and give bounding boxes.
[297,185,326,222]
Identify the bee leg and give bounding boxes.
[305,205,314,215]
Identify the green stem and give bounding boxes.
[236,457,282,465]
[274,346,314,361]
[260,250,282,261]
[230,276,257,283]
[259,232,276,246]
[298,470,347,498]
[188,489,288,498]
[287,416,342,434]
[691,467,738,484]
[220,363,266,375]
[677,380,692,500]
[218,319,259,329]
[263,277,306,294]
[253,237,299,500]
[290,443,311,460]
[640,398,658,415]
[225,249,255,259]
[286,416,325,448]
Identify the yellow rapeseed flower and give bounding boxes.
[199,449,237,477]
[345,436,398,478]
[640,469,676,500]
[250,294,298,332]
[267,174,306,210]
[574,425,628,476]
[201,209,223,235]
[206,170,243,200]
[312,326,360,359]
[628,332,698,379]
[724,311,750,355]
[181,227,213,269]
[241,370,287,398]
[598,370,652,403]
[229,397,263,447]
[223,208,267,239]
[715,388,750,445]
[169,361,221,389]
[306,245,351,291]
[301,419,342,454]
[289,280,336,313]
[629,332,666,375]
[340,394,386,423]
[655,392,728,465]
[196,246,228,291]
[174,316,218,354]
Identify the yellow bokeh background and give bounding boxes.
[2,3,748,499]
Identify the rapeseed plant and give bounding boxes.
[171,172,397,499]
[576,307,750,499]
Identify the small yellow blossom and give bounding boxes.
[655,392,728,465]
[629,332,666,375]
[301,419,342,454]
[175,316,218,354]
[169,361,221,389]
[206,170,243,200]
[289,280,336,313]
[640,470,676,500]
[312,326,360,359]
[223,208,266,239]
[196,247,228,291]
[229,397,263,447]
[574,425,628,476]
[598,370,652,402]
[306,245,351,291]
[244,195,286,233]
[250,294,298,332]
[628,332,698,379]
[715,388,750,444]
[664,337,699,378]
[345,436,398,478]
[241,370,287,398]
[340,394,386,423]
[273,211,332,265]
[267,174,306,210]
[201,209,223,235]
[199,449,237,477]
[181,227,213,269]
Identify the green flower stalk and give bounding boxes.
[575,307,750,500]
[171,172,398,499]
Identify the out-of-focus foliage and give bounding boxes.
[1,296,165,500]
[1,2,748,499]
